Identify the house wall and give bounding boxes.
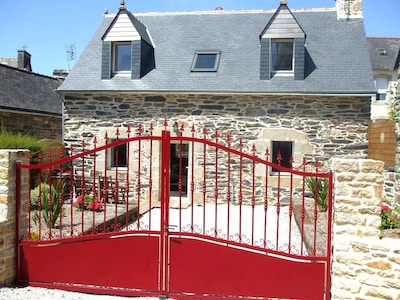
[0,111,62,142]
[62,93,371,206]
[63,93,370,161]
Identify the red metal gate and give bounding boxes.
[16,123,333,299]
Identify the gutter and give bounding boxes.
[0,106,62,118]
[56,89,375,97]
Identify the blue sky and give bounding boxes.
[1,0,399,76]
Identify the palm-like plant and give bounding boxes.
[33,181,64,228]
[305,177,329,212]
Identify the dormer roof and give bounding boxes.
[102,5,153,46]
[260,1,305,39]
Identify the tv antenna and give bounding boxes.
[66,43,76,70]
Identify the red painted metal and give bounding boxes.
[15,121,333,299]
[168,237,325,300]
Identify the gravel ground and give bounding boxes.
[0,287,172,300]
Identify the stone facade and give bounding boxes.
[330,158,400,300]
[63,93,370,164]
[0,150,29,285]
[0,111,62,142]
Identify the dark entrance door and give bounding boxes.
[169,143,188,197]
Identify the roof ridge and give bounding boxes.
[134,7,335,16]
[0,63,61,80]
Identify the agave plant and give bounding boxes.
[305,177,329,212]
[32,181,65,228]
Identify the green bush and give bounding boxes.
[0,125,43,153]
[305,177,329,212]
[0,126,45,188]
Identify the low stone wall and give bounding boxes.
[0,150,28,285]
[331,158,400,300]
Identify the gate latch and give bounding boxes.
[165,225,178,232]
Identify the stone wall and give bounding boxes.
[0,111,62,142]
[395,73,400,204]
[383,170,396,205]
[331,158,400,300]
[0,150,29,285]
[63,93,370,165]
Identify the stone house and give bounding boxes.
[0,50,64,141]
[368,37,400,121]
[57,0,374,200]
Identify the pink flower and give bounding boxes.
[76,195,84,204]
[88,196,102,210]
[88,200,103,211]
[381,204,391,211]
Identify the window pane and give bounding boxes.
[272,41,293,71]
[375,78,389,101]
[376,93,387,101]
[272,141,293,172]
[114,44,131,72]
[111,143,127,168]
[195,54,217,69]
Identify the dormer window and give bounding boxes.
[191,51,221,72]
[101,6,155,80]
[113,42,131,73]
[260,2,306,80]
[272,39,294,72]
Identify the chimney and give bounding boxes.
[336,0,363,19]
[17,50,32,72]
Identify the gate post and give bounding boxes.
[159,130,171,298]
[0,150,29,285]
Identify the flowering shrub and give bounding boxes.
[74,194,103,211]
[380,203,400,230]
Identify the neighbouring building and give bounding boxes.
[0,50,64,141]
[368,37,400,121]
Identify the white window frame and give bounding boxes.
[191,51,221,72]
[271,38,294,75]
[375,77,390,102]
[112,42,131,74]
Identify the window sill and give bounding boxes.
[112,72,131,78]
[108,167,128,171]
[271,71,294,77]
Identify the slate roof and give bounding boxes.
[58,8,375,95]
[0,57,18,68]
[0,64,63,116]
[367,37,400,71]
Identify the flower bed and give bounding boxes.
[379,203,400,239]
